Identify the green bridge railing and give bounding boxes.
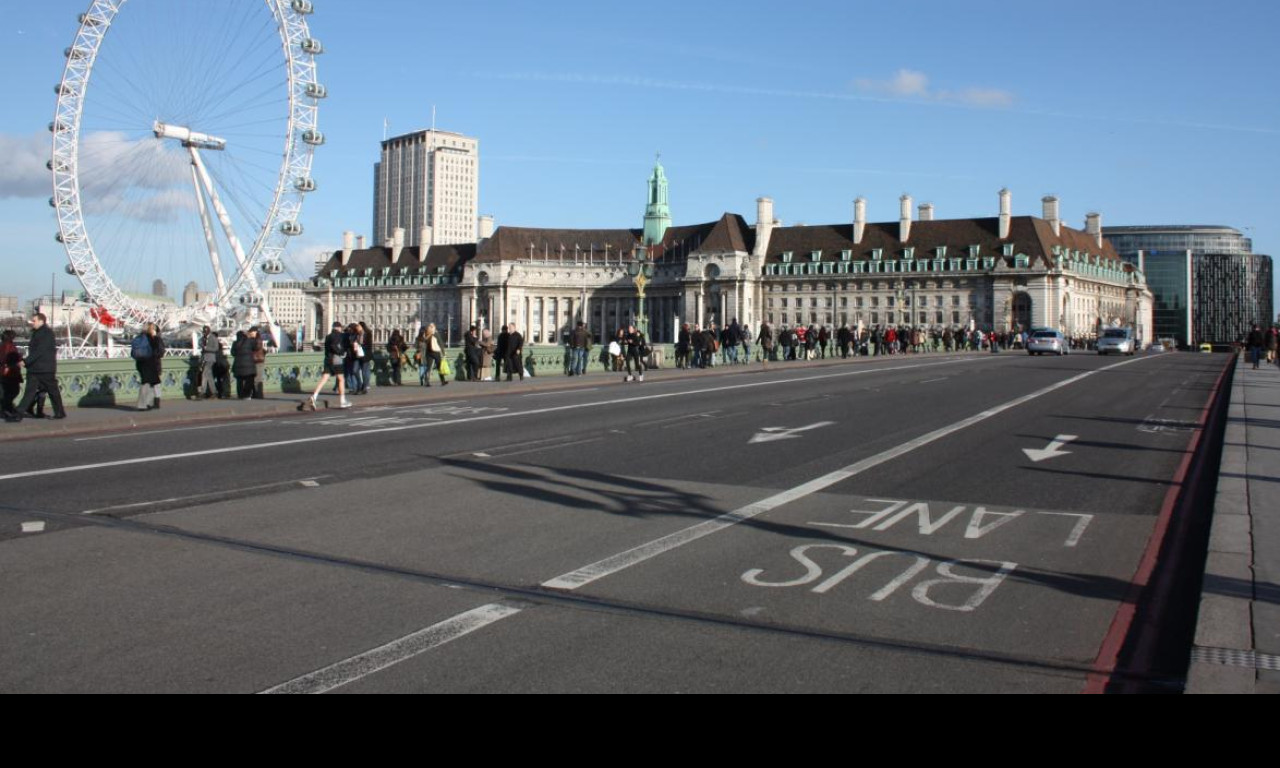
[48,344,675,407]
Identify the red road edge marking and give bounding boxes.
[1082,357,1234,693]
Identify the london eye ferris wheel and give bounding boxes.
[50,0,325,334]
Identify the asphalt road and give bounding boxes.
[0,350,1229,692]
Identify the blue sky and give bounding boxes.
[2,0,1277,314]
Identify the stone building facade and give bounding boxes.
[309,163,1153,347]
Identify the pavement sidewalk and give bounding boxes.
[1187,358,1280,693]
[0,351,981,443]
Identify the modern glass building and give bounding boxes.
[1104,225,1273,346]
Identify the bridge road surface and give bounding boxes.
[0,351,1227,693]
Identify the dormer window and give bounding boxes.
[871,249,883,261]
[781,251,793,264]
[1002,244,1014,257]
[969,245,981,258]
[810,250,822,262]
[841,250,852,261]
[903,247,915,260]
[936,246,947,259]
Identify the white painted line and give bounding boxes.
[0,356,998,484]
[542,355,1151,592]
[75,420,279,442]
[525,388,599,397]
[920,377,950,384]
[485,437,603,459]
[21,522,46,534]
[473,452,492,458]
[383,400,466,412]
[259,602,523,694]
[80,477,329,515]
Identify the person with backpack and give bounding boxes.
[132,323,165,410]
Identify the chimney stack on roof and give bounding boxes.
[478,215,495,242]
[999,188,1012,240]
[1085,212,1103,248]
[918,203,934,222]
[853,197,867,245]
[1042,195,1061,237]
[340,230,354,267]
[356,235,367,249]
[754,197,775,258]
[424,225,440,263]
[391,227,406,264]
[899,194,913,243]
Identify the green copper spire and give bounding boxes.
[643,155,671,246]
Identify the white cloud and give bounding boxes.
[0,133,51,199]
[854,69,1015,109]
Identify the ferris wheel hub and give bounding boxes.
[152,121,226,151]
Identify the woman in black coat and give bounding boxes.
[231,330,257,399]
[134,323,165,411]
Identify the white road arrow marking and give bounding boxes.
[749,422,836,445]
[21,522,45,534]
[1023,435,1079,463]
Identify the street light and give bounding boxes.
[627,246,655,337]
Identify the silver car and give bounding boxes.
[1097,328,1136,356]
[1027,329,1069,356]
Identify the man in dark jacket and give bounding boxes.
[504,324,525,381]
[1247,324,1265,369]
[7,313,66,422]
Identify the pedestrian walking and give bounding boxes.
[249,326,266,399]
[1,330,23,417]
[1247,324,1265,369]
[622,324,648,382]
[198,325,219,399]
[387,329,407,385]
[300,321,351,411]
[418,323,449,387]
[464,325,481,382]
[6,313,67,422]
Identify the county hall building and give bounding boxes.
[308,161,1154,347]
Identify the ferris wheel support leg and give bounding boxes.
[189,146,250,271]
[189,157,229,299]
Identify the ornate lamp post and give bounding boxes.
[627,246,655,337]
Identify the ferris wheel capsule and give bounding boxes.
[294,177,316,192]
[280,221,304,236]
[301,38,324,54]
[305,83,327,99]
[262,260,285,275]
